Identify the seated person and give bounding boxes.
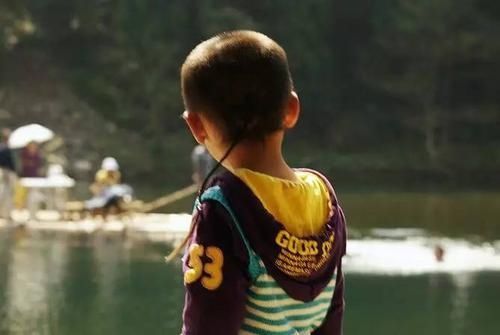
[86,157,132,214]
[90,157,121,195]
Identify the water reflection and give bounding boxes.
[0,229,11,332]
[450,273,474,335]
[2,229,67,334]
[93,234,130,311]
[343,192,500,239]
[346,236,500,275]
[0,229,184,335]
[1,190,500,335]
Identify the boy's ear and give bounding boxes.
[283,91,300,129]
[183,111,207,144]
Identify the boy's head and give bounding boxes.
[181,31,299,150]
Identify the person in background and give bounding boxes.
[15,141,43,210]
[90,157,121,196]
[434,244,445,262]
[191,144,216,187]
[86,157,132,216]
[175,31,347,335]
[20,141,42,177]
[0,128,17,220]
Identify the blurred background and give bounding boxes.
[0,0,499,334]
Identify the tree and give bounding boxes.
[361,0,499,167]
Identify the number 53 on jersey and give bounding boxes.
[184,243,224,290]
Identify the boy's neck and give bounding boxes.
[222,133,297,181]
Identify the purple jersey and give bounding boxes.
[181,170,346,335]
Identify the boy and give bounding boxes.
[178,30,346,335]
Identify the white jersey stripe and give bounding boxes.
[245,301,331,321]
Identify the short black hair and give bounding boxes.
[181,30,293,142]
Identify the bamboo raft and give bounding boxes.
[0,211,191,243]
[0,184,198,242]
[62,184,199,219]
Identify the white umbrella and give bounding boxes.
[8,124,54,149]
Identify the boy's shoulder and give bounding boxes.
[294,168,340,203]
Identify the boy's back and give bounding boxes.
[182,169,346,334]
[177,31,346,335]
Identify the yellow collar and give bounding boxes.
[232,168,331,237]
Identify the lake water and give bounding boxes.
[1,192,500,335]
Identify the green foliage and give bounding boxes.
[362,0,500,167]
[1,0,498,184]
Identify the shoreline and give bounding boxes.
[0,211,191,243]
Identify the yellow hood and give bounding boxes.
[232,168,331,237]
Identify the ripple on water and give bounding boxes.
[345,236,500,275]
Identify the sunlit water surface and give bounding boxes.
[1,191,500,335]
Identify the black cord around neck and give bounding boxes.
[197,135,241,199]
